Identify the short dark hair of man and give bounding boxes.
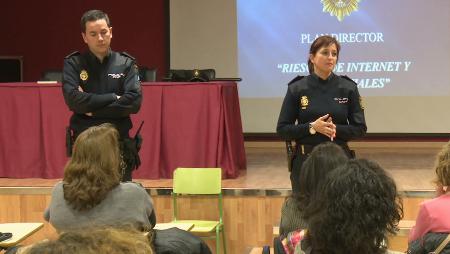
[80,9,111,32]
[304,159,404,254]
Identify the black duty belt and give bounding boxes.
[297,143,351,155]
[298,144,314,155]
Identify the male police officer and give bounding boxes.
[62,10,142,181]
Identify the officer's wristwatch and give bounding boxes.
[309,122,316,135]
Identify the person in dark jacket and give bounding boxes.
[278,142,348,238]
[277,35,367,193]
[62,9,142,181]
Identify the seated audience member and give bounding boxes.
[39,124,211,254]
[408,142,450,246]
[24,226,154,254]
[44,124,155,232]
[280,159,403,254]
[279,142,348,237]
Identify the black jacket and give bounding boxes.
[408,232,450,254]
[153,228,212,254]
[277,73,366,145]
[62,50,142,138]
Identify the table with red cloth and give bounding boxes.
[0,82,246,179]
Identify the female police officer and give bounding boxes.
[277,35,367,193]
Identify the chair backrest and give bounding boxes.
[139,67,157,82]
[41,70,63,82]
[165,69,216,82]
[173,168,221,194]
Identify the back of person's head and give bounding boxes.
[434,141,450,187]
[63,123,121,211]
[304,159,403,254]
[296,142,348,208]
[80,10,111,32]
[25,226,154,254]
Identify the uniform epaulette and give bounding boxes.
[287,76,305,86]
[65,51,80,59]
[120,52,135,60]
[340,75,357,85]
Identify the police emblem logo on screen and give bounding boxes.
[80,70,89,81]
[321,0,360,22]
[300,96,309,109]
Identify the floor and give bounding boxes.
[0,141,443,192]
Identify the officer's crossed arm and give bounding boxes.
[76,86,92,116]
[62,59,117,114]
[91,62,142,118]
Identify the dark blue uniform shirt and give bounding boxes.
[62,50,142,138]
[277,73,367,145]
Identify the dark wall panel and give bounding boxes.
[0,0,167,81]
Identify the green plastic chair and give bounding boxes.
[170,167,226,254]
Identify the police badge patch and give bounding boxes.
[80,70,88,81]
[321,0,360,22]
[359,96,365,110]
[300,96,309,109]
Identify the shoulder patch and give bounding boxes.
[340,75,357,85]
[65,51,80,59]
[120,52,135,60]
[287,76,305,86]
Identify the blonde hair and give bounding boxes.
[25,226,154,254]
[435,142,450,187]
[63,123,122,211]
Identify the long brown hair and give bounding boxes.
[63,123,121,211]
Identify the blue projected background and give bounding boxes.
[237,0,450,98]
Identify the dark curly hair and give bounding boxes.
[296,142,348,210]
[303,159,403,254]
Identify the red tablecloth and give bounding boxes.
[0,82,246,179]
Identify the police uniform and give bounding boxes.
[276,72,367,192]
[62,50,142,181]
